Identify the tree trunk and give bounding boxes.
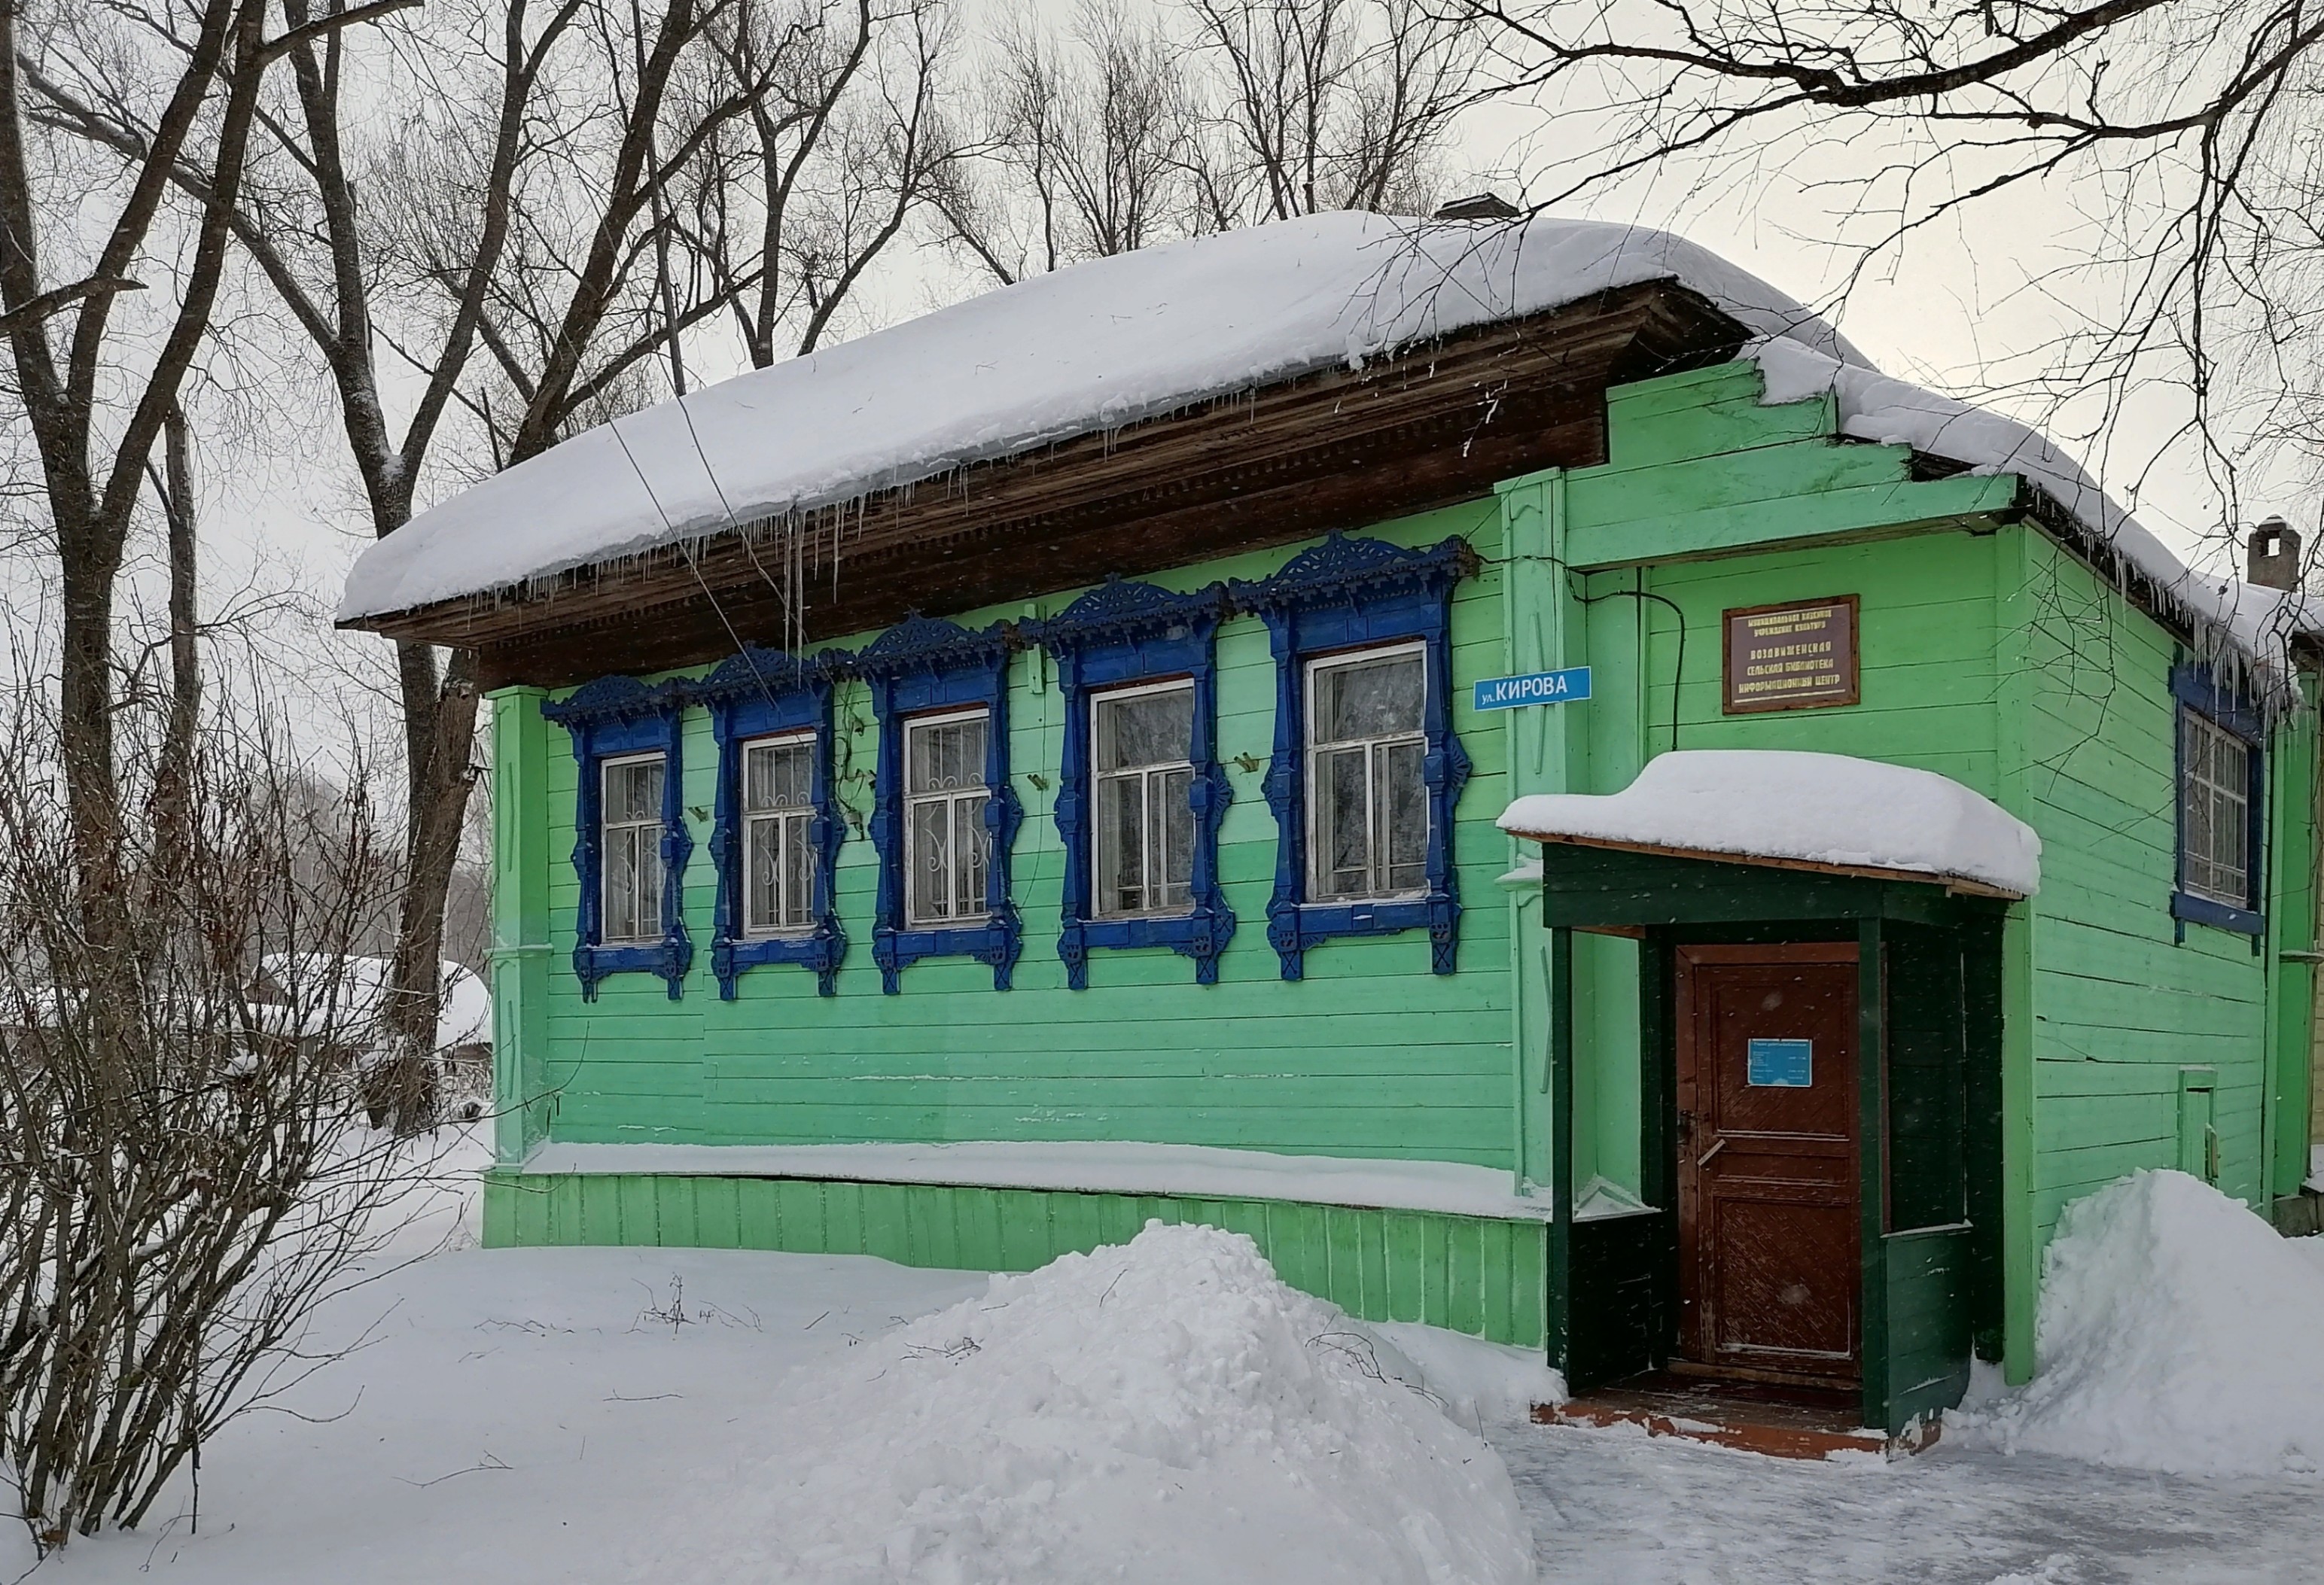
[382,646,480,1134]
[153,402,200,860]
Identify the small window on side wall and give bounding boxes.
[2170,665,2265,939]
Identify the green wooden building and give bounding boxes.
[342,214,2322,1434]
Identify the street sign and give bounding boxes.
[1472,667,1592,712]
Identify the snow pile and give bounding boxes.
[1975,1170,2324,1476]
[1499,749,2042,897]
[634,1221,1542,1583]
[340,212,1853,622]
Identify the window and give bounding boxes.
[1093,681,1196,918]
[1229,531,1474,979]
[699,644,845,998]
[1306,646,1427,902]
[2179,708,2250,908]
[2170,663,2265,939]
[540,673,693,1000]
[600,753,666,942]
[742,733,815,935]
[1034,577,1235,990]
[905,710,992,926]
[857,614,1022,993]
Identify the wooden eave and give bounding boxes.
[344,281,1749,689]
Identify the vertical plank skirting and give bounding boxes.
[481,1172,1550,1348]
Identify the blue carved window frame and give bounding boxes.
[2170,662,2267,941]
[857,615,1023,993]
[1229,533,1476,980]
[541,675,694,1000]
[698,645,848,997]
[1032,577,1237,989]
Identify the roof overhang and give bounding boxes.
[344,280,1750,689]
[1509,829,2028,902]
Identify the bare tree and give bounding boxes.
[935,0,1479,287]
[1457,0,2324,552]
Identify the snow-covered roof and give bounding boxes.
[254,954,492,1051]
[340,210,2313,680]
[1498,750,2042,898]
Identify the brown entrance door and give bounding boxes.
[1674,943,1861,1388]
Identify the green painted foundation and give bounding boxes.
[483,1171,1549,1347]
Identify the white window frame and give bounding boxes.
[740,729,817,938]
[600,750,666,944]
[1090,677,1197,921]
[1303,640,1430,905]
[2179,706,2252,908]
[903,706,992,929]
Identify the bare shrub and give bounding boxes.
[0,678,455,1552]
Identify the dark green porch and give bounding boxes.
[1534,841,2009,1435]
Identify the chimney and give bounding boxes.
[2246,516,2301,591]
[1430,193,1521,222]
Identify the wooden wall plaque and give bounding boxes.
[1722,596,1860,713]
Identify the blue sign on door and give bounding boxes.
[1473,667,1592,712]
[1746,1039,1814,1088]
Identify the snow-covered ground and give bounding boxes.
[9,1158,2323,1584]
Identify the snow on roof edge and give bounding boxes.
[339,210,2317,689]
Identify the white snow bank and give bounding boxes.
[634,1221,1542,1583]
[1498,749,2041,897]
[341,212,1853,621]
[525,1136,1609,1220]
[1971,1170,2324,1476]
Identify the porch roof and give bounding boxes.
[1498,750,2041,902]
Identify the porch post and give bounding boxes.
[1549,923,1576,1377]
[1857,915,1890,1431]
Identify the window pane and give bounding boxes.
[910,714,987,793]
[1313,744,1371,899]
[635,827,662,931]
[909,800,953,922]
[1096,686,1192,772]
[1380,739,1428,893]
[605,827,640,940]
[783,814,813,929]
[746,740,811,812]
[1096,774,1146,914]
[953,793,991,917]
[1156,766,1194,910]
[746,814,779,930]
[606,757,662,822]
[1314,653,1424,744]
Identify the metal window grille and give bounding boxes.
[1305,643,1429,903]
[904,709,991,927]
[1091,680,1196,918]
[742,732,815,935]
[2180,706,2252,907]
[600,753,666,942]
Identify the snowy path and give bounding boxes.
[7,1235,2319,1583]
[1500,1418,2324,1584]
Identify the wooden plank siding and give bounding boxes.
[528,500,1522,1167]
[481,1170,1549,1347]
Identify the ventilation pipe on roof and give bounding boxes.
[2247,516,2302,591]
[1430,193,1521,221]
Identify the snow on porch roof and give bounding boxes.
[337,209,2313,683]
[1498,750,2042,899]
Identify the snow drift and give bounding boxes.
[1975,1170,2324,1476]
[633,1221,1545,1583]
